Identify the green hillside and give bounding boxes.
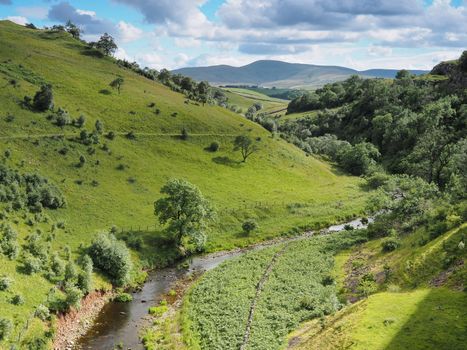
[288,224,467,350]
[0,21,367,348]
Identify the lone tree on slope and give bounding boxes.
[96,33,117,56]
[109,77,124,94]
[154,179,214,253]
[233,135,259,162]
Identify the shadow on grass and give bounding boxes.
[212,156,242,168]
[117,230,181,269]
[80,48,105,58]
[384,288,466,350]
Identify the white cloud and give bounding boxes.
[6,16,28,25]
[76,9,96,17]
[117,21,143,42]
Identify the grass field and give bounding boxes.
[289,288,466,350]
[0,20,368,348]
[221,87,288,114]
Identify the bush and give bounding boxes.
[207,141,220,152]
[0,225,19,260]
[75,115,86,128]
[0,318,12,341]
[0,276,12,291]
[106,131,115,140]
[34,304,50,321]
[381,237,400,252]
[88,233,132,286]
[77,255,93,294]
[357,279,378,297]
[242,219,258,235]
[180,127,188,140]
[64,283,83,310]
[11,294,24,305]
[22,253,43,274]
[33,84,54,111]
[114,293,133,302]
[460,50,467,72]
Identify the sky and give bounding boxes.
[0,0,466,71]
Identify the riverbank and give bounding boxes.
[67,217,370,349]
[53,290,114,350]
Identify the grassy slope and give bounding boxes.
[0,21,367,346]
[288,224,467,350]
[221,87,288,114]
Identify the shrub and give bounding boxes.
[180,127,188,140]
[207,141,220,152]
[11,294,25,305]
[34,304,50,321]
[114,293,133,302]
[299,287,340,316]
[64,283,83,310]
[106,131,115,140]
[242,219,258,235]
[126,131,136,140]
[357,279,378,297]
[5,114,15,122]
[0,318,12,341]
[381,237,400,252]
[1,225,19,260]
[77,255,93,294]
[460,50,467,72]
[64,261,77,282]
[22,253,43,274]
[88,233,132,286]
[49,252,65,278]
[55,109,70,127]
[0,276,12,291]
[33,84,54,111]
[95,119,104,134]
[75,115,86,128]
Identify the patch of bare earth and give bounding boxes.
[53,290,113,350]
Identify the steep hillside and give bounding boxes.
[288,223,467,350]
[173,60,428,88]
[0,21,367,348]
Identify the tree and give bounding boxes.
[459,50,467,72]
[109,77,124,94]
[96,33,117,56]
[233,135,259,162]
[339,142,380,175]
[154,179,213,252]
[395,69,412,79]
[89,233,132,286]
[33,84,54,111]
[65,20,81,39]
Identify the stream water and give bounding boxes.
[76,217,371,350]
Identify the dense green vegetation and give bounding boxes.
[281,55,466,189]
[0,20,367,348]
[182,230,368,350]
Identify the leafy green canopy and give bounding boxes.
[154,179,213,253]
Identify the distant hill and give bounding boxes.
[173,60,429,88]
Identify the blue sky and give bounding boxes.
[1,0,465,70]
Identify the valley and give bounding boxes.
[0,6,465,350]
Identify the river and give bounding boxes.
[76,217,371,349]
